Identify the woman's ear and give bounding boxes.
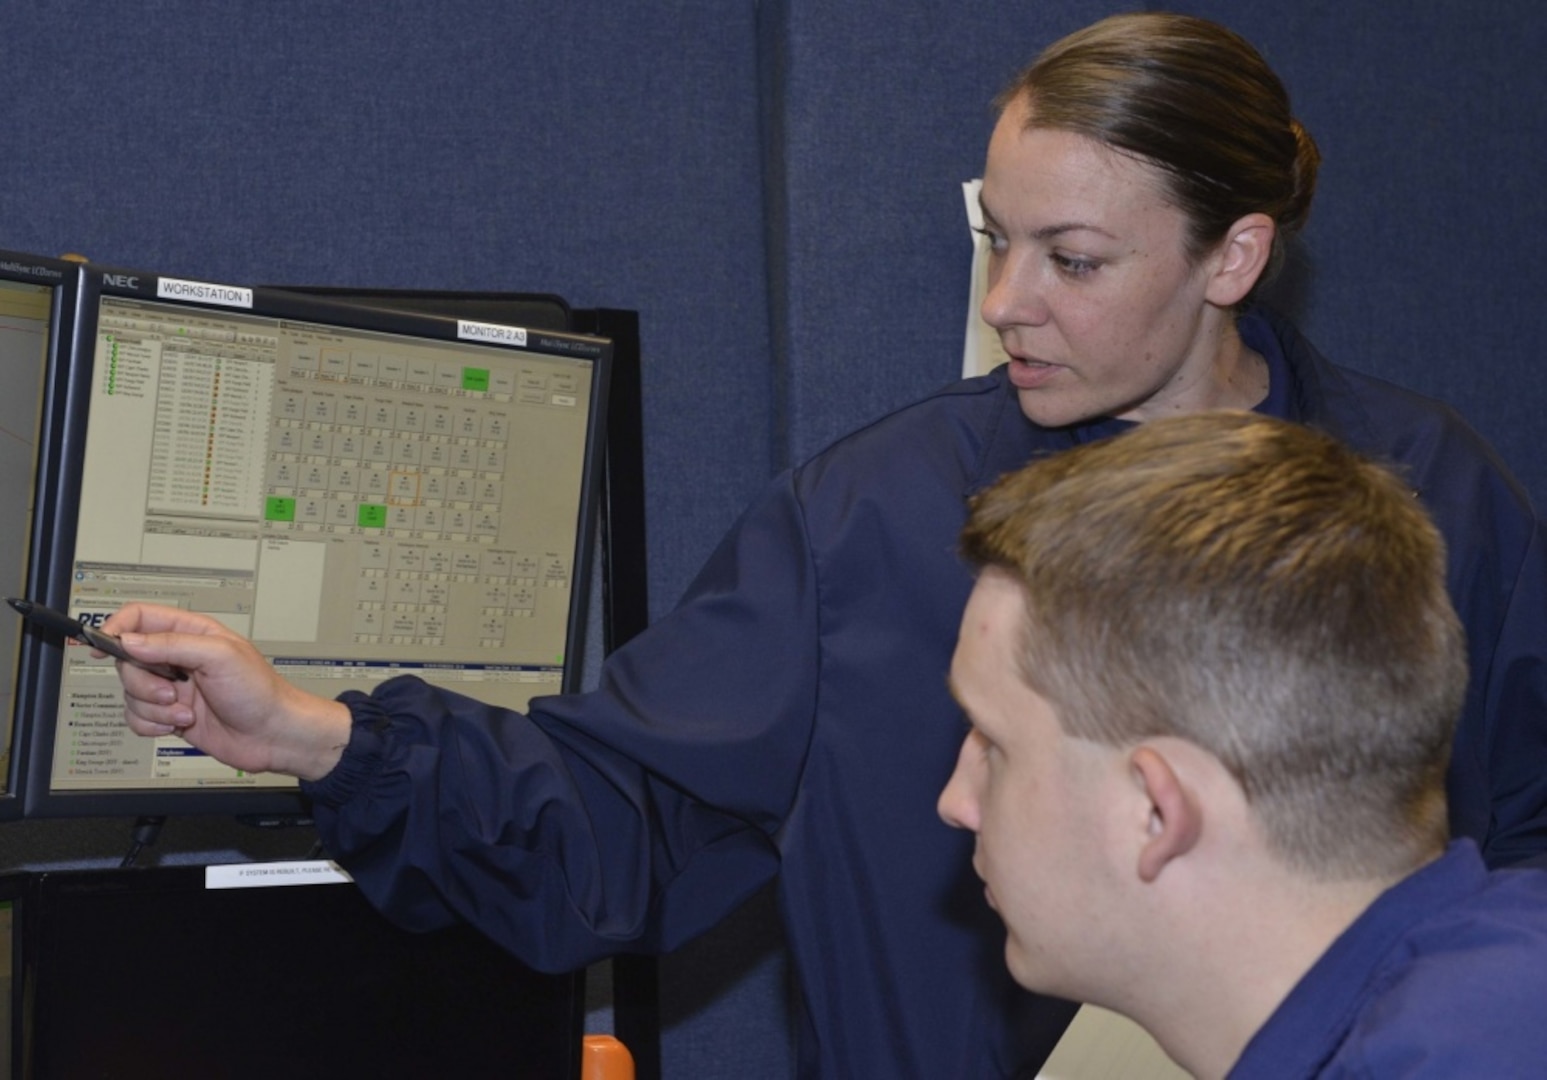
[1204,212,1276,307]
[1129,744,1204,883]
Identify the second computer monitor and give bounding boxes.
[0,251,77,820]
[23,267,610,818]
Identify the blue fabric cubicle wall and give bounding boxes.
[0,1,775,619]
[4,3,1547,1078]
[1183,0,1547,512]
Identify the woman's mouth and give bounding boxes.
[1006,355,1063,391]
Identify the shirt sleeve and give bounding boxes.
[302,470,822,970]
[1405,409,1547,870]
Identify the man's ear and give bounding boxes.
[1129,744,1204,883]
[1203,212,1276,308]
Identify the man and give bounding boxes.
[939,410,1547,1077]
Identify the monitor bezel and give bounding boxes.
[268,285,573,335]
[22,265,611,819]
[0,251,81,823]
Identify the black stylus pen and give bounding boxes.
[7,597,188,681]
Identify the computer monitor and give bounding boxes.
[14,864,583,1079]
[0,251,78,821]
[23,266,610,818]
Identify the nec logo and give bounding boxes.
[102,274,139,289]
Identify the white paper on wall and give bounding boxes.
[961,178,1011,379]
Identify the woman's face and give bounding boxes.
[978,97,1244,428]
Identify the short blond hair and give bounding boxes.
[962,412,1464,879]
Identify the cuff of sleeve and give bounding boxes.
[298,690,392,808]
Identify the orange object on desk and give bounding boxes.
[581,1034,635,1080]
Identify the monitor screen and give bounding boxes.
[0,252,77,820]
[23,268,609,817]
[15,865,583,1079]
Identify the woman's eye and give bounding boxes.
[972,226,1008,254]
[1052,252,1099,277]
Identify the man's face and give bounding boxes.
[938,569,1121,997]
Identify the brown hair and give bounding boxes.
[998,12,1320,291]
[962,412,1464,880]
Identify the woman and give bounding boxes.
[110,13,1547,1078]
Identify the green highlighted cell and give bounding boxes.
[264,497,296,522]
[461,367,490,392]
[357,503,387,529]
